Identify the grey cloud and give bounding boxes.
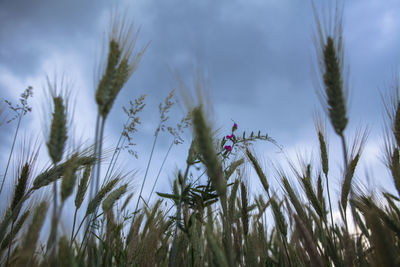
[1,0,400,200]
[0,0,109,79]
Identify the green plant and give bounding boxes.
[1,2,400,267]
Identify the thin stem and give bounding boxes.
[282,237,293,267]
[103,139,125,184]
[47,162,59,265]
[70,208,78,247]
[85,114,100,242]
[340,133,348,170]
[78,221,90,256]
[78,212,104,257]
[342,203,349,233]
[103,117,130,184]
[87,117,105,241]
[133,131,159,220]
[0,115,22,195]
[88,114,100,203]
[96,118,106,196]
[221,197,234,267]
[72,214,88,245]
[193,170,207,185]
[340,133,350,232]
[161,203,175,222]
[324,173,335,228]
[53,181,58,221]
[324,173,338,250]
[5,221,15,266]
[324,177,339,255]
[147,141,174,204]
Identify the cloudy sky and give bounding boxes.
[1,0,400,216]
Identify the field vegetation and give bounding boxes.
[0,2,399,267]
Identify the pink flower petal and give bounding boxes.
[224,145,232,151]
[226,134,235,140]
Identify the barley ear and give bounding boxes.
[365,209,398,266]
[318,131,329,176]
[32,165,64,190]
[341,153,359,212]
[33,156,94,190]
[47,96,67,164]
[282,176,307,224]
[294,214,324,267]
[301,170,324,218]
[102,184,128,213]
[323,37,348,136]
[192,106,226,197]
[86,178,119,216]
[225,158,244,180]
[317,174,325,211]
[240,182,249,236]
[57,236,76,267]
[229,179,239,219]
[206,224,229,267]
[96,40,121,118]
[11,162,29,211]
[61,153,78,202]
[270,197,287,238]
[312,2,348,136]
[246,149,269,193]
[0,210,30,251]
[17,201,48,265]
[75,165,91,209]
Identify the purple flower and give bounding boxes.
[226,134,235,140]
[232,123,238,131]
[224,145,232,152]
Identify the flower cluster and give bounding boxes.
[223,122,238,152]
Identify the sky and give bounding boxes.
[1,0,400,221]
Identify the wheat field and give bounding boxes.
[0,2,399,267]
